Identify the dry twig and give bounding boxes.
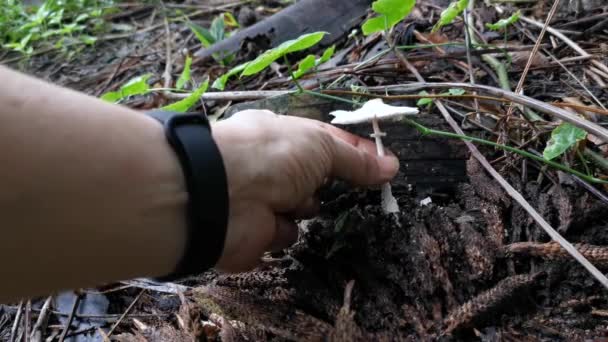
[58,293,82,342]
[369,82,608,142]
[505,0,561,117]
[30,296,53,342]
[162,15,173,89]
[9,301,23,342]
[106,290,145,337]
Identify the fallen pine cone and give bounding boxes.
[505,241,608,266]
[443,273,542,334]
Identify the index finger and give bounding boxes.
[293,117,400,185]
[329,136,400,186]
[319,121,398,157]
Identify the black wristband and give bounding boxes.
[146,111,229,281]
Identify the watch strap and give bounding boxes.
[146,111,229,281]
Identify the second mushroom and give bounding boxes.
[330,99,419,214]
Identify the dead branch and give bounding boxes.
[368,82,608,143]
[30,296,52,342]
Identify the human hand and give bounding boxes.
[211,110,400,272]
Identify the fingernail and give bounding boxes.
[379,155,400,180]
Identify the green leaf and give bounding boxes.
[319,45,336,63]
[223,12,239,28]
[210,14,225,42]
[188,22,215,48]
[212,63,248,90]
[416,91,433,106]
[432,0,469,33]
[75,13,89,23]
[293,45,335,79]
[361,0,416,36]
[79,35,97,45]
[543,123,588,160]
[486,10,521,31]
[292,54,316,79]
[448,88,465,96]
[241,31,327,76]
[161,79,209,113]
[176,55,192,90]
[100,74,152,103]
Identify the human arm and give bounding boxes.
[0,66,188,301]
[0,66,399,301]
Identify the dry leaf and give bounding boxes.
[510,51,549,68]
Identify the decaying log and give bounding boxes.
[194,0,372,62]
[226,93,469,191]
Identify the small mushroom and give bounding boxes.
[330,99,419,214]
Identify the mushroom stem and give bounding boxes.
[371,118,386,156]
[370,118,400,214]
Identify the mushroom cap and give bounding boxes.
[329,99,419,125]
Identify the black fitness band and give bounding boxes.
[146,111,229,281]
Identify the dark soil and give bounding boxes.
[161,159,608,341]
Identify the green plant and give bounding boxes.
[188,13,238,65]
[292,45,335,79]
[1,0,113,55]
[176,55,193,90]
[361,0,416,36]
[100,74,152,103]
[402,118,606,184]
[161,79,209,113]
[432,0,469,32]
[486,10,521,31]
[101,72,209,113]
[417,88,465,107]
[543,122,587,160]
[212,31,327,90]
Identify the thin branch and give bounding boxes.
[467,0,511,90]
[9,301,23,342]
[462,8,480,115]
[106,290,146,337]
[513,9,608,76]
[403,119,606,184]
[367,82,608,142]
[544,50,607,111]
[162,15,173,89]
[323,89,608,116]
[518,14,589,57]
[506,0,561,117]
[30,296,53,341]
[58,293,82,342]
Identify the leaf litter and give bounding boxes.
[3,0,608,340]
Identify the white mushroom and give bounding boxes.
[329,99,419,214]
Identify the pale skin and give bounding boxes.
[0,66,399,302]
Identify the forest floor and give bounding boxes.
[2,0,608,341]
